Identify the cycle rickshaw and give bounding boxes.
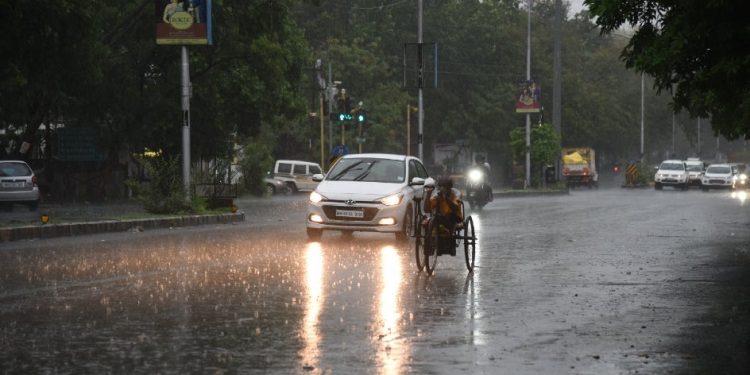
[411,182,477,275]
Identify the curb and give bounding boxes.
[0,212,245,242]
[492,189,569,198]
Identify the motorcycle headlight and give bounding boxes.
[309,191,325,203]
[468,169,483,183]
[380,193,402,206]
[740,174,747,181]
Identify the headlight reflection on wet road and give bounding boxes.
[731,190,747,205]
[301,242,325,370]
[377,245,407,375]
[464,214,486,346]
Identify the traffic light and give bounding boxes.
[330,112,353,121]
[356,111,366,123]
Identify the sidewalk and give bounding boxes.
[0,201,244,243]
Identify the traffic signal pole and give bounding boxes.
[319,92,325,168]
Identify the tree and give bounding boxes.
[585,0,750,140]
[510,123,560,186]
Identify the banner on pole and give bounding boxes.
[156,0,213,45]
[515,79,541,113]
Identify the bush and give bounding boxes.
[127,155,193,214]
[237,141,274,196]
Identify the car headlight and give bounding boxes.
[468,169,483,183]
[380,193,402,206]
[740,174,748,181]
[309,191,325,203]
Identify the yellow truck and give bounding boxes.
[562,148,598,188]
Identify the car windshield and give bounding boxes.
[706,166,730,174]
[326,158,405,183]
[0,162,31,177]
[685,164,703,172]
[659,163,683,171]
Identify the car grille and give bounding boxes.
[322,205,379,221]
[708,179,727,184]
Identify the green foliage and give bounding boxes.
[586,0,750,140]
[510,123,560,166]
[237,139,274,196]
[510,123,561,187]
[126,156,191,214]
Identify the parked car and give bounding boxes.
[264,174,289,195]
[654,160,688,190]
[701,164,735,191]
[273,160,323,193]
[306,153,429,241]
[0,160,40,211]
[684,158,706,187]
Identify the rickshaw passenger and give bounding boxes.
[423,176,464,236]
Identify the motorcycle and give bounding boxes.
[465,167,491,209]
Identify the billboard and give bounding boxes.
[156,0,213,45]
[515,79,541,113]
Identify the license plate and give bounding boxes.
[1,182,23,188]
[336,209,363,218]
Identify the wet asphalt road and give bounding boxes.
[1,186,749,374]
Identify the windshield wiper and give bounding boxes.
[353,161,379,181]
[329,161,364,181]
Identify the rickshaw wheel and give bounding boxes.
[414,211,425,272]
[424,218,440,275]
[463,216,476,272]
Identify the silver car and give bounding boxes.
[0,160,40,210]
[306,154,429,241]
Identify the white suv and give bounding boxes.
[654,160,688,190]
[683,158,705,187]
[272,160,323,192]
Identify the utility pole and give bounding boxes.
[640,73,644,159]
[181,46,191,200]
[525,0,532,188]
[672,111,677,156]
[327,64,334,153]
[697,117,701,157]
[417,0,425,160]
[553,0,562,139]
[406,104,418,155]
[553,0,562,180]
[315,59,326,168]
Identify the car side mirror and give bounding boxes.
[312,174,324,182]
[410,177,425,186]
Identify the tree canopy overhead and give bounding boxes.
[585,0,750,140]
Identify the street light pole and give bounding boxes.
[640,73,644,159]
[181,46,191,200]
[525,0,531,188]
[417,0,424,161]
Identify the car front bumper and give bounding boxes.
[654,176,687,185]
[306,201,408,233]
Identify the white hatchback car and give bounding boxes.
[701,164,735,191]
[0,160,40,210]
[306,154,429,240]
[654,160,688,190]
